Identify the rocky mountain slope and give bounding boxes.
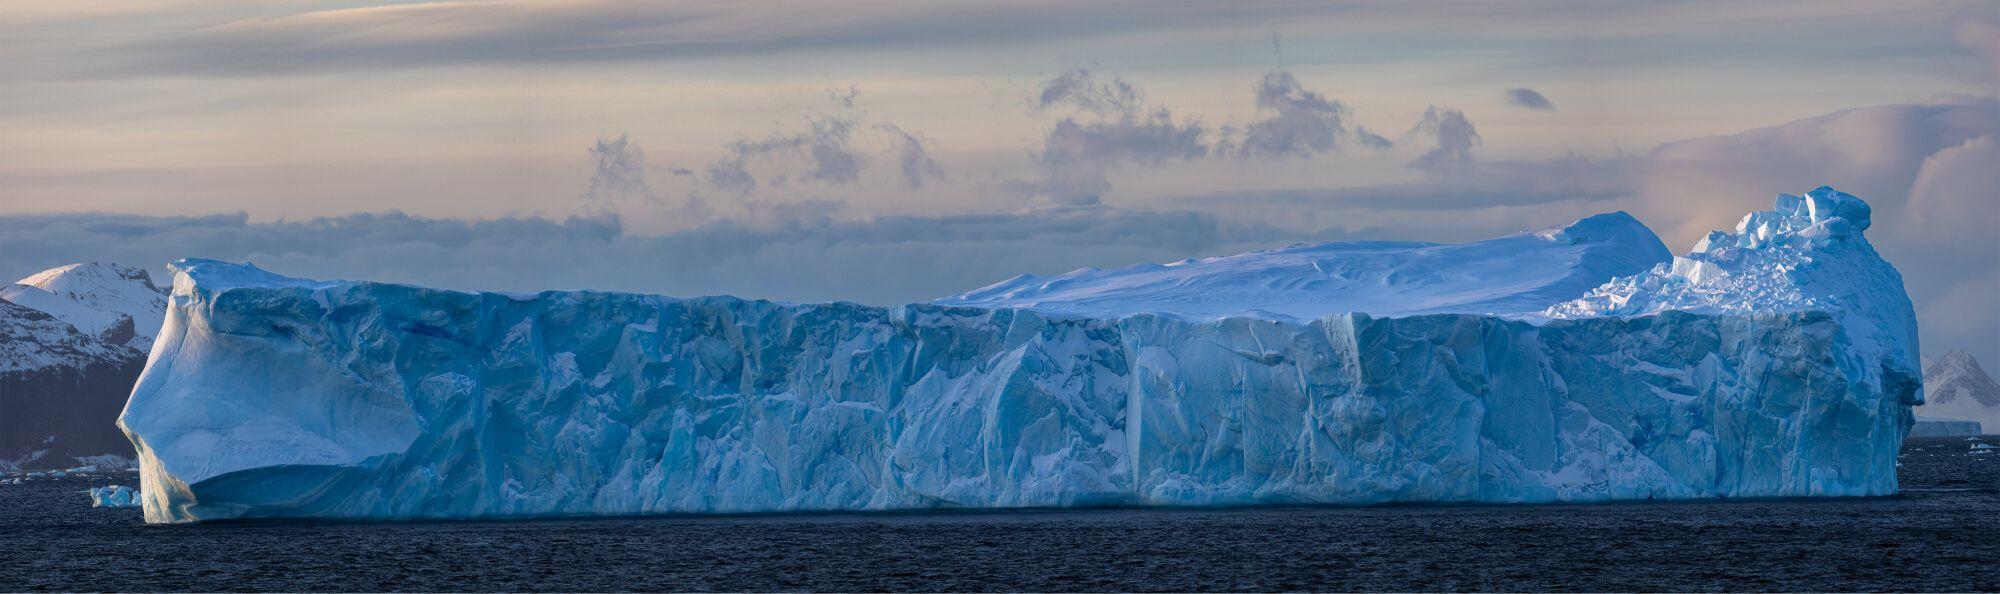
[1914,350,2000,435]
[1,263,165,471]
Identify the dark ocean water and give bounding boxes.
[3,436,1997,592]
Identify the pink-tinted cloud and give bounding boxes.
[1958,16,2000,79]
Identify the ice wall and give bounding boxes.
[124,279,1909,522]
[119,189,1920,522]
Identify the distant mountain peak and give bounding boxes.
[1925,350,2000,408]
[1,263,161,471]
[0,262,167,350]
[16,262,162,295]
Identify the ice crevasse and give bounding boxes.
[120,187,1922,522]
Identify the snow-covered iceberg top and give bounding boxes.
[119,187,1922,522]
[1548,186,1920,385]
[939,211,1672,320]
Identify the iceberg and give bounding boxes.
[88,484,140,508]
[1545,187,1920,383]
[1910,416,1983,438]
[120,187,1921,523]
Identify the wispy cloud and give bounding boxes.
[676,89,946,204]
[79,1,1364,77]
[878,124,946,189]
[707,115,868,193]
[1035,68,1142,115]
[581,135,659,210]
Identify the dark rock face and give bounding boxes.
[1,358,145,470]
[0,263,166,471]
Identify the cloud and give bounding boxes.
[60,2,1937,80]
[82,2,1366,77]
[1904,135,2000,247]
[705,157,758,195]
[878,124,946,189]
[1407,106,1482,172]
[1958,16,2000,79]
[1631,97,2000,242]
[678,89,947,201]
[1036,68,1141,115]
[12,95,1999,367]
[1025,68,1392,205]
[706,115,869,194]
[1020,69,1210,206]
[1620,96,2000,366]
[1029,112,1209,206]
[1231,71,1389,158]
[580,135,658,210]
[1503,87,1556,111]
[0,207,1321,306]
[581,134,710,224]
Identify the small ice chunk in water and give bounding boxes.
[87,485,139,508]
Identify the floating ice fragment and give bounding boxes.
[87,485,139,508]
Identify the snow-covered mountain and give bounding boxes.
[1,263,166,471]
[1913,350,2000,435]
[939,211,1671,320]
[1,262,168,351]
[119,186,1921,523]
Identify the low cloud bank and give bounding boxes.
[0,208,1327,306]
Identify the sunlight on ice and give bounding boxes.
[118,187,1921,522]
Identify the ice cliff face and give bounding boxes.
[121,189,1920,522]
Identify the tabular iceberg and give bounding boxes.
[120,187,1921,523]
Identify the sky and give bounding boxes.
[3,0,2000,365]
